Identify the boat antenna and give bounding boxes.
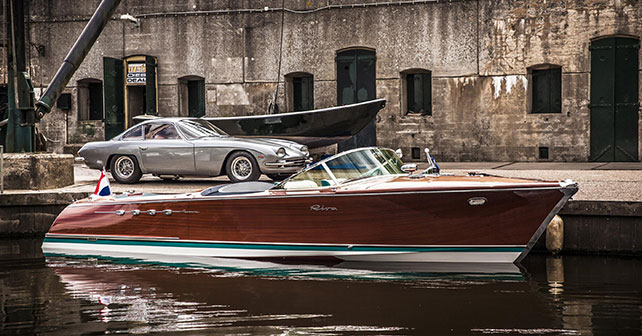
[269,0,285,114]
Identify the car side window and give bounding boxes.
[121,125,143,140]
[145,123,181,140]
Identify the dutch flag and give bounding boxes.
[93,168,112,197]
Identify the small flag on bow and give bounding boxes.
[93,168,112,197]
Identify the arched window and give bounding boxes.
[401,69,432,116]
[77,78,103,121]
[528,64,561,114]
[178,75,205,117]
[285,72,314,112]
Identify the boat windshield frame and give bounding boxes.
[273,147,404,190]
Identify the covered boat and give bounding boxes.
[43,147,577,264]
[203,99,386,148]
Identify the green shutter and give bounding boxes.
[549,68,561,113]
[336,49,376,151]
[336,51,357,106]
[187,79,205,117]
[145,56,157,115]
[103,57,124,140]
[406,74,416,113]
[292,75,314,112]
[88,82,103,120]
[423,72,432,115]
[614,38,639,161]
[302,75,314,111]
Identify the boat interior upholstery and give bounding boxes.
[201,181,274,196]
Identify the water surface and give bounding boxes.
[1,239,640,335]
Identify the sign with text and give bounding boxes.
[126,63,146,85]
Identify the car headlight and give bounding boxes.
[276,147,287,157]
[300,145,309,156]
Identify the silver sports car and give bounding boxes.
[78,118,311,184]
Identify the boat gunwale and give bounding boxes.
[66,184,569,207]
[203,98,386,121]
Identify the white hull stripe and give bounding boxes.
[42,238,523,263]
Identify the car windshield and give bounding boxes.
[275,147,404,190]
[177,119,228,139]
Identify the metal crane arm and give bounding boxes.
[35,0,122,120]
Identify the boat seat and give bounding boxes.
[283,180,318,189]
[201,181,274,196]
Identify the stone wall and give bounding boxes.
[4,0,641,161]
[2,154,74,190]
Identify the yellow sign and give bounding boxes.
[126,63,146,84]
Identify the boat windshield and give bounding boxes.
[178,119,228,139]
[275,147,404,190]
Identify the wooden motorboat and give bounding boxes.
[43,147,577,264]
[203,99,386,148]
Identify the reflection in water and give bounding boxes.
[1,239,641,335]
[547,256,565,296]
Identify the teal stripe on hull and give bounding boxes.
[43,237,524,253]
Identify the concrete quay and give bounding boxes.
[1,162,641,256]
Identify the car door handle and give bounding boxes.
[139,146,148,151]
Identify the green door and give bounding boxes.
[590,37,639,162]
[336,49,376,151]
[145,56,157,116]
[103,57,124,140]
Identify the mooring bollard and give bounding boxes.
[546,215,564,254]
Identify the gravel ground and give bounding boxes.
[445,169,642,202]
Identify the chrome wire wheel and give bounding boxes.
[230,156,253,181]
[114,156,135,179]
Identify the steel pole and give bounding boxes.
[5,0,33,152]
[1,145,4,193]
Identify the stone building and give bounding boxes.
[2,0,641,162]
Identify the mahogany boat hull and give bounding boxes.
[43,180,577,263]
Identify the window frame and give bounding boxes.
[285,72,314,112]
[77,78,103,121]
[528,64,562,114]
[178,75,206,117]
[401,69,432,116]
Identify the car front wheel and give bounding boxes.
[110,155,142,184]
[226,152,260,183]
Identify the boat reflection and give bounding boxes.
[45,254,544,335]
[3,238,639,335]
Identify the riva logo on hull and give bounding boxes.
[310,204,337,211]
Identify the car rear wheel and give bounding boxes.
[226,152,260,183]
[110,155,142,184]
